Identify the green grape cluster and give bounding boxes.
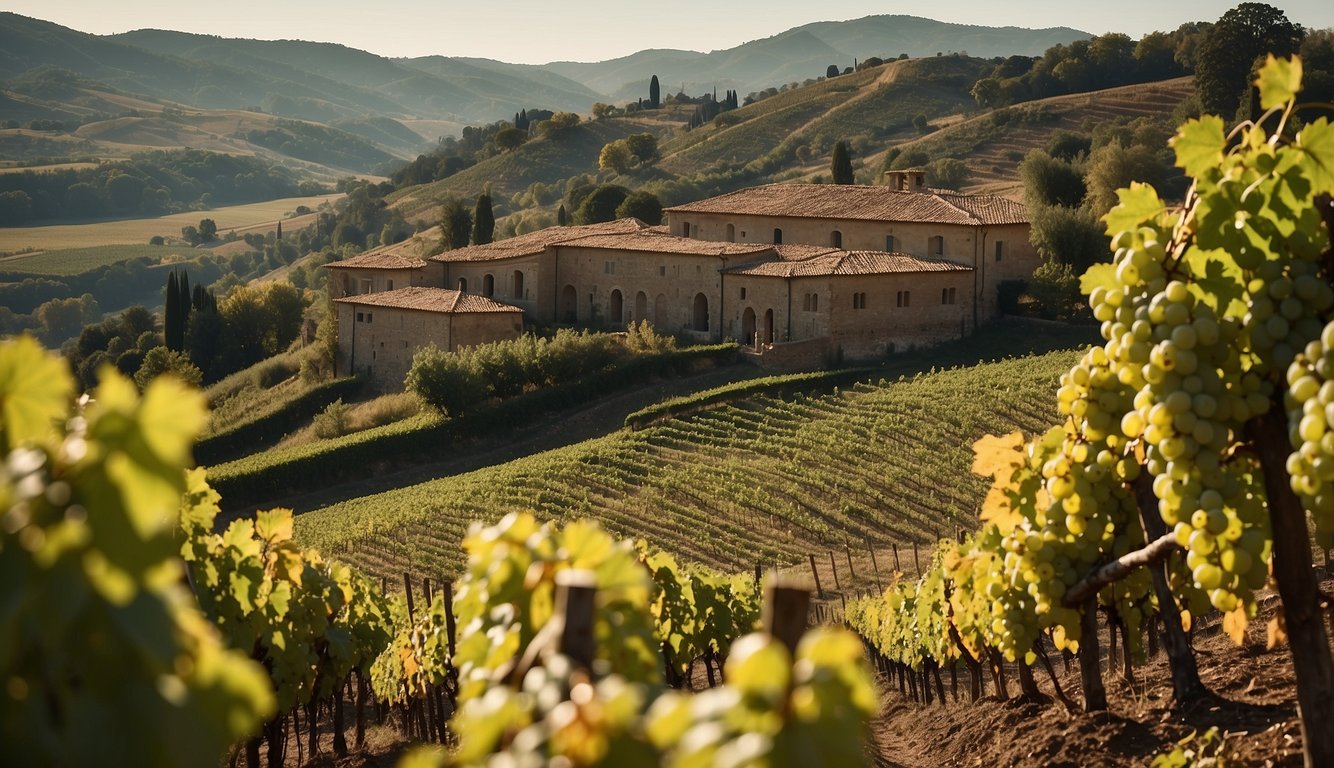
[1285,320,1334,549]
[1094,224,1272,614]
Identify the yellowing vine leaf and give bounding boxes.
[971,432,1025,479]
[1256,54,1302,111]
[1223,606,1248,645]
[1172,115,1227,179]
[0,334,73,450]
[1267,613,1288,650]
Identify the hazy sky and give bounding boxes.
[8,1,1333,64]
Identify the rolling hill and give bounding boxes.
[539,15,1089,101]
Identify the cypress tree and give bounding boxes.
[164,270,181,351]
[649,75,661,109]
[472,193,494,245]
[276,220,282,240]
[558,204,567,226]
[178,270,191,345]
[831,141,854,185]
[519,109,529,130]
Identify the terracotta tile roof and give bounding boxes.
[936,193,1029,225]
[664,183,1028,226]
[725,251,973,278]
[556,229,772,257]
[324,250,427,270]
[334,287,522,314]
[430,219,650,263]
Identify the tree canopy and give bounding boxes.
[1195,3,1303,118]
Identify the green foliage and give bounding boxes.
[615,190,664,225]
[624,320,677,354]
[0,337,273,765]
[134,345,203,390]
[195,376,363,465]
[924,157,969,189]
[1029,203,1108,273]
[1019,150,1086,209]
[1083,140,1173,215]
[598,140,634,175]
[0,149,304,225]
[575,184,631,225]
[439,198,472,251]
[1152,727,1230,767]
[312,397,351,439]
[406,330,625,414]
[1194,3,1303,119]
[434,513,874,768]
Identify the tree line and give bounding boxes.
[0,149,320,226]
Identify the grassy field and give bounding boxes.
[293,348,1081,581]
[0,194,342,253]
[0,243,212,276]
[0,161,101,174]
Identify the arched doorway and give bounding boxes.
[457,277,468,292]
[763,309,774,343]
[742,307,756,345]
[560,284,577,323]
[634,291,648,323]
[692,293,709,332]
[609,289,624,326]
[726,223,736,242]
[512,270,524,299]
[654,293,668,328]
[482,273,495,297]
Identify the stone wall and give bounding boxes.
[435,253,552,322]
[827,271,973,359]
[336,304,523,391]
[328,267,426,300]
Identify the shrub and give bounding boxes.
[312,398,350,439]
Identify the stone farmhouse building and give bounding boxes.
[326,174,1039,387]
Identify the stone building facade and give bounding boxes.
[334,287,523,390]
[325,181,1037,384]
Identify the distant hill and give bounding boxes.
[540,15,1090,101]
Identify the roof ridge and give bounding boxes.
[932,190,978,222]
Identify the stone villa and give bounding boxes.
[327,173,1039,389]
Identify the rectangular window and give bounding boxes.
[740,287,747,300]
[885,235,896,252]
[659,266,667,276]
[853,292,866,309]
[356,312,364,322]
[896,291,911,308]
[387,279,394,290]
[604,261,615,274]
[359,278,372,294]
[995,241,1004,262]
[366,312,373,322]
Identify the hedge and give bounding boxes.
[207,343,738,510]
[194,377,363,466]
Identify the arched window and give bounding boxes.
[831,230,842,248]
[513,270,525,298]
[609,289,624,325]
[458,277,468,292]
[482,273,495,297]
[692,293,709,332]
[885,234,897,252]
[726,223,736,242]
[681,221,691,237]
[773,227,783,245]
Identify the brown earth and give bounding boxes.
[870,576,1333,768]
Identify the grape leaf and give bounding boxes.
[1103,183,1166,237]
[1079,263,1118,297]
[1172,116,1226,179]
[0,334,73,450]
[1266,613,1287,650]
[1255,54,1302,111]
[1183,247,1247,319]
[1222,606,1248,645]
[971,431,1026,479]
[1296,117,1334,194]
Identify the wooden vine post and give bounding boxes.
[555,569,598,672]
[828,550,841,590]
[808,554,824,599]
[763,583,810,656]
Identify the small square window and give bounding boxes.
[740,287,747,300]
